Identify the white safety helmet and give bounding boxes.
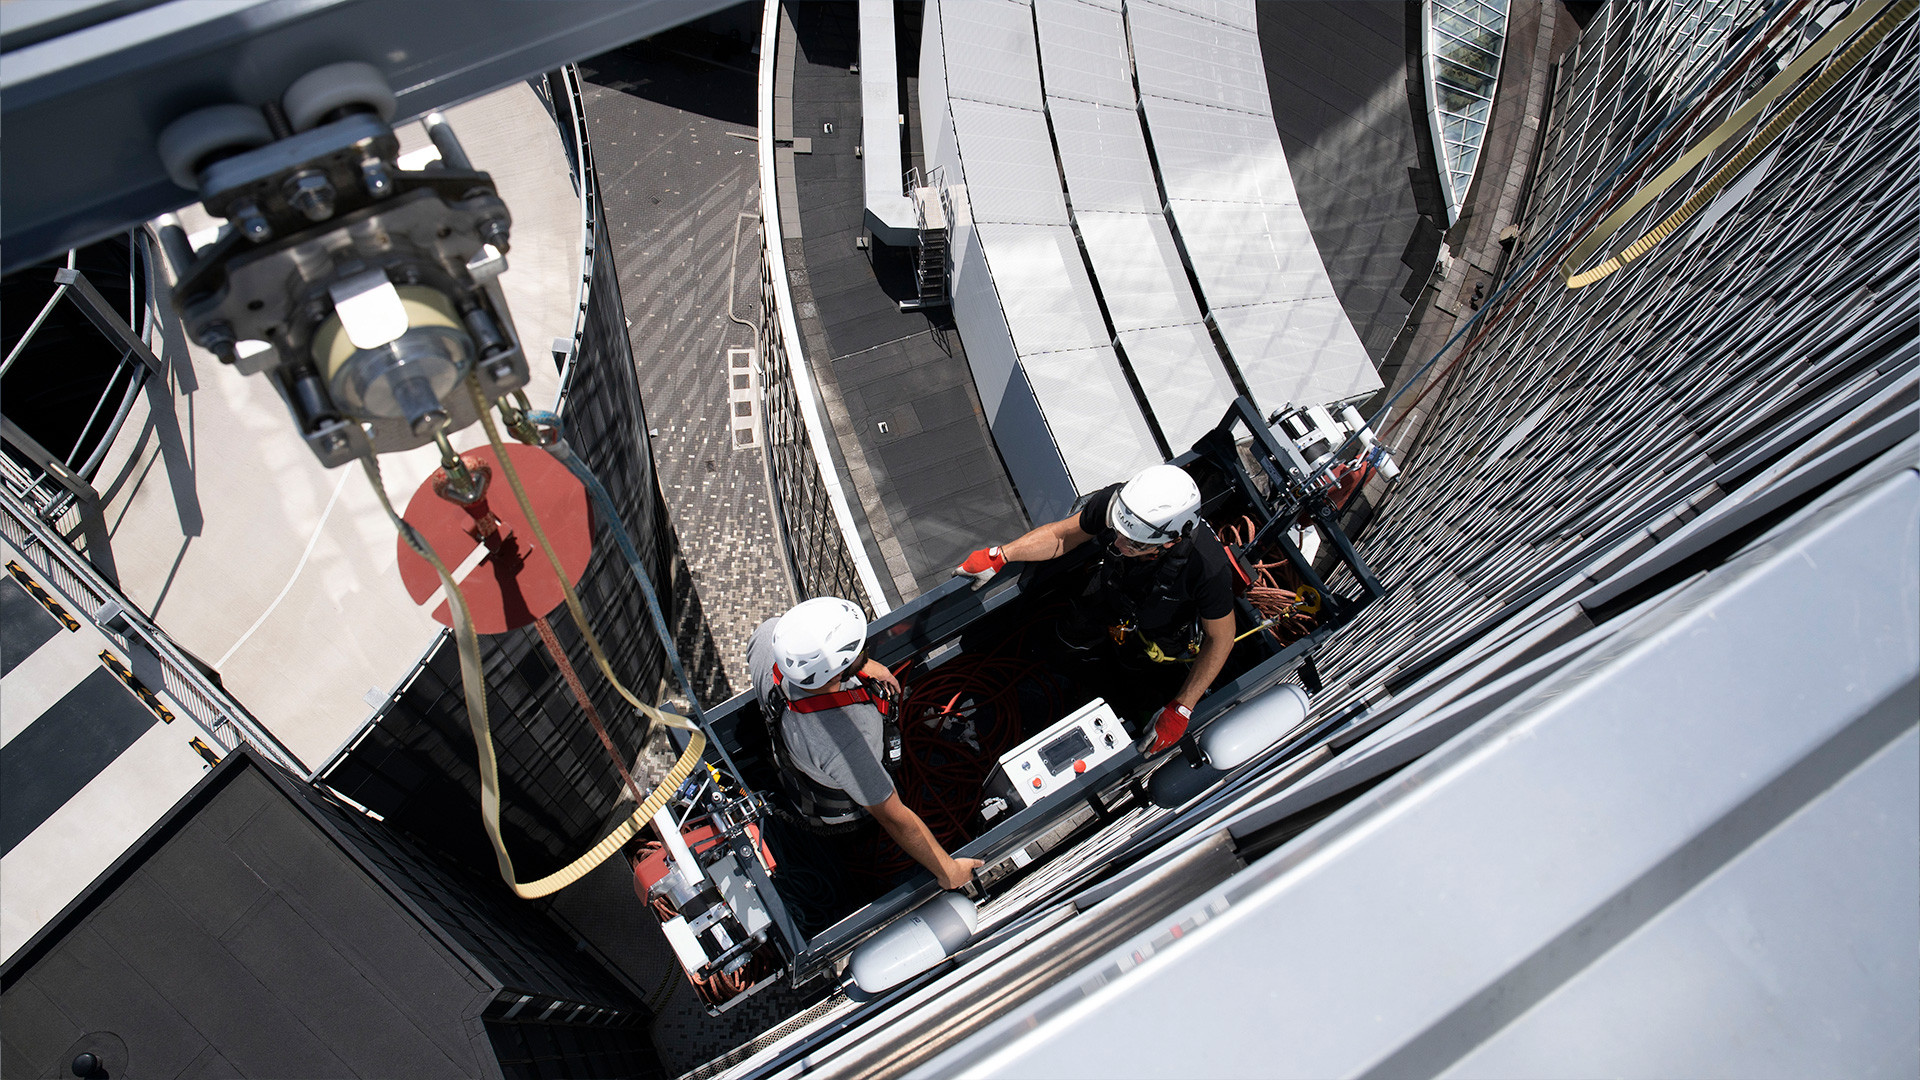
[773,596,869,690]
[1109,464,1203,546]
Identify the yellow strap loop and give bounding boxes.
[1562,0,1913,289]
[359,377,705,899]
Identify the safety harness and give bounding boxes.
[763,666,903,831]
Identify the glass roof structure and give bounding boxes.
[1425,0,1510,222]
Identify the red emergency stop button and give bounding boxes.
[1073,760,1087,774]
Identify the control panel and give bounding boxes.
[984,698,1129,812]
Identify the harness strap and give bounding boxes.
[772,665,892,715]
[786,685,875,713]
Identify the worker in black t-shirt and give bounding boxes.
[955,464,1236,755]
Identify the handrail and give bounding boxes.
[758,0,892,613]
[0,483,310,776]
[549,63,598,403]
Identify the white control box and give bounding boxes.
[986,698,1129,810]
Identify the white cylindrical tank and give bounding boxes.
[848,891,979,993]
[1200,682,1310,770]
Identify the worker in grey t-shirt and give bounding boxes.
[747,597,980,890]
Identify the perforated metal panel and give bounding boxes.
[1116,321,1241,451]
[1073,211,1204,331]
[1032,0,1136,108]
[1167,199,1332,306]
[976,222,1112,354]
[1144,0,1260,33]
[1019,343,1164,493]
[1128,0,1272,116]
[1141,96,1299,207]
[949,101,1071,226]
[1211,296,1380,408]
[1047,99,1164,214]
[940,0,1046,110]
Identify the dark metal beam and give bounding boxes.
[2,0,734,272]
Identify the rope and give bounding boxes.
[532,613,648,808]
[356,377,705,899]
[521,407,745,781]
[1222,516,1320,644]
[1563,0,1914,287]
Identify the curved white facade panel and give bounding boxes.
[1127,0,1274,116]
[1165,198,1328,306]
[929,0,1163,519]
[1129,0,1383,409]
[975,220,1159,493]
[1143,0,1258,32]
[1210,296,1375,408]
[976,223,1110,353]
[1045,99,1162,214]
[924,0,1380,518]
[1144,98,1299,206]
[1117,321,1242,451]
[941,0,1045,110]
[1074,212,1202,332]
[1030,0,1135,109]
[1035,0,1239,456]
[1023,344,1162,493]
[948,101,1068,226]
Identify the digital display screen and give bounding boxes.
[1040,728,1095,775]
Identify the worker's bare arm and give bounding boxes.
[998,515,1092,564]
[867,792,981,889]
[1175,613,1236,710]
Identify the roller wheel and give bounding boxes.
[282,61,396,132]
[156,104,273,190]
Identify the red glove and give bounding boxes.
[955,546,1006,588]
[1142,702,1191,754]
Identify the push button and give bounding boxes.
[1031,777,1044,789]
[1073,760,1087,774]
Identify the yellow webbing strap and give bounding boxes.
[358,382,705,899]
[1562,0,1913,288]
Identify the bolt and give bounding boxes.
[485,357,516,384]
[410,408,451,437]
[199,322,239,364]
[316,430,350,456]
[360,156,393,198]
[479,217,511,253]
[234,202,272,243]
[284,170,336,222]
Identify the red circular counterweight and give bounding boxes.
[395,443,592,634]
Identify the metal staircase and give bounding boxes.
[900,167,951,312]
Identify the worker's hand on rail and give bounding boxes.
[955,546,1006,588]
[1141,702,1191,755]
[936,856,984,891]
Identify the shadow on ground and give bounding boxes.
[580,4,761,126]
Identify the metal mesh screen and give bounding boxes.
[757,246,870,610]
[1316,0,1919,692]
